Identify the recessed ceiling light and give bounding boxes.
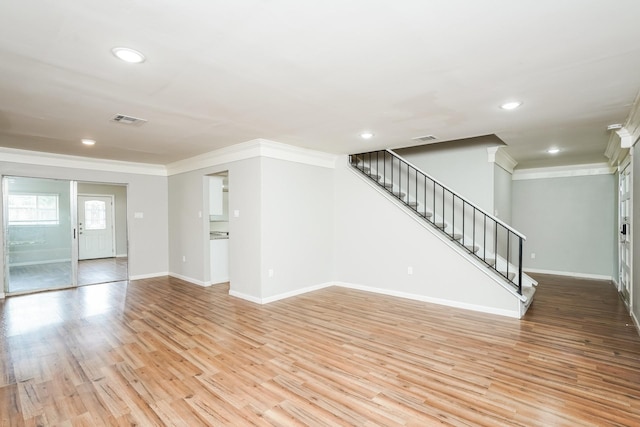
[500,101,522,110]
[360,132,374,139]
[547,148,560,154]
[82,139,96,146]
[111,47,146,63]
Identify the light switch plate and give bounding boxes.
[134,212,144,219]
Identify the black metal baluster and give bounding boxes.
[506,227,510,282]
[494,220,498,273]
[472,207,476,258]
[518,237,523,295]
[462,200,465,248]
[432,180,436,224]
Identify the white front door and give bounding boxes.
[619,161,632,304]
[78,195,114,260]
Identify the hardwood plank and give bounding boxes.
[2,274,640,425]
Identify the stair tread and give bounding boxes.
[464,244,480,253]
[499,271,516,281]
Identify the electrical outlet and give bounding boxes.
[408,266,413,275]
[182,255,186,262]
[268,269,274,278]
[531,253,536,259]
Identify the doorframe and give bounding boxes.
[618,154,633,309]
[77,193,116,260]
[2,177,130,296]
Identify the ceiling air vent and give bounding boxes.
[412,135,437,142]
[110,114,147,126]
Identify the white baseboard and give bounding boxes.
[116,254,128,258]
[261,282,333,304]
[228,290,262,304]
[0,292,5,299]
[631,310,640,338]
[229,282,333,305]
[524,268,613,282]
[168,272,210,287]
[334,282,520,319]
[129,272,169,281]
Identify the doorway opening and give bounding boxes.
[77,182,128,286]
[619,158,632,306]
[2,177,128,296]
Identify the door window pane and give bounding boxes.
[84,200,106,230]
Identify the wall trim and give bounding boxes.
[166,139,338,175]
[524,268,613,282]
[230,281,520,318]
[261,282,333,304]
[605,131,629,166]
[0,292,5,300]
[0,140,338,177]
[168,272,210,287]
[631,310,640,338]
[228,289,262,304]
[487,146,517,173]
[335,282,520,318]
[0,147,167,176]
[228,282,333,304]
[513,163,616,180]
[129,272,169,281]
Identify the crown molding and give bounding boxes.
[487,146,517,173]
[166,138,337,176]
[624,90,640,146]
[616,128,634,148]
[512,163,616,180]
[0,147,167,176]
[605,129,630,166]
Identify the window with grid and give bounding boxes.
[8,194,60,225]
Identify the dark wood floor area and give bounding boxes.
[1,274,639,426]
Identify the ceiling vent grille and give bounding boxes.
[110,114,147,126]
[412,135,437,142]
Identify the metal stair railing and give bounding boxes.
[349,149,526,295]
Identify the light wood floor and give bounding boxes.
[1,274,639,426]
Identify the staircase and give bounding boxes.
[349,149,536,315]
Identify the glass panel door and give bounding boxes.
[3,176,77,294]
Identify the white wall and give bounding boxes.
[494,165,512,223]
[260,157,334,300]
[512,173,616,278]
[395,137,501,212]
[333,157,520,317]
[168,157,263,296]
[167,155,334,302]
[0,161,168,279]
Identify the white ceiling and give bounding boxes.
[1,1,639,168]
